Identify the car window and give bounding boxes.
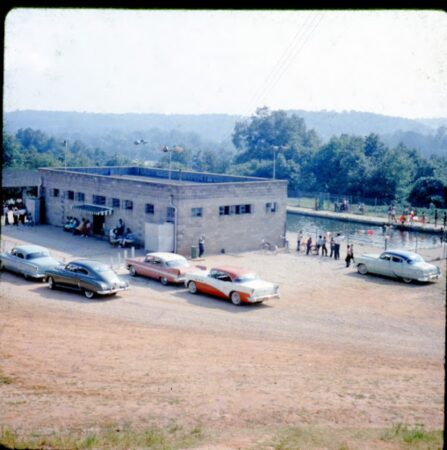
[65,264,77,272]
[26,251,50,260]
[144,256,153,263]
[219,274,232,282]
[11,249,17,256]
[391,256,402,263]
[76,267,89,275]
[16,253,25,259]
[166,259,189,268]
[380,254,391,261]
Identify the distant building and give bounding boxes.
[39,166,287,255]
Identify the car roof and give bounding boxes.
[14,244,49,254]
[382,250,420,260]
[69,260,109,270]
[146,252,186,261]
[211,266,254,278]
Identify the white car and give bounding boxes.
[355,250,441,283]
[184,265,279,305]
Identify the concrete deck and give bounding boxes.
[287,206,444,234]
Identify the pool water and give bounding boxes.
[287,213,442,250]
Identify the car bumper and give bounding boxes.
[248,293,280,303]
[96,286,129,295]
[417,274,441,282]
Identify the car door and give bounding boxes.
[54,263,79,287]
[207,270,232,299]
[75,266,97,292]
[389,255,407,279]
[145,256,164,279]
[3,248,19,272]
[375,253,391,275]
[11,250,28,275]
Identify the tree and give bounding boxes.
[408,177,447,207]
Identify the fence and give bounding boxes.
[288,192,447,223]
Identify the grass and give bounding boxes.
[1,423,442,449]
[261,424,443,450]
[0,423,205,450]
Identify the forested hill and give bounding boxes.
[4,109,447,157]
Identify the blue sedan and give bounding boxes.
[0,244,62,281]
[45,260,129,299]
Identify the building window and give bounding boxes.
[266,202,277,213]
[219,204,252,216]
[166,207,175,223]
[66,190,74,200]
[191,207,203,217]
[124,200,133,210]
[145,204,154,214]
[76,192,85,202]
[92,195,106,206]
[112,198,120,208]
[52,188,59,197]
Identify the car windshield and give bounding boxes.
[26,251,50,260]
[234,273,259,283]
[407,255,424,264]
[165,259,189,268]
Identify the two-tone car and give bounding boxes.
[45,260,129,299]
[184,265,280,305]
[355,250,442,284]
[126,252,205,285]
[0,244,62,281]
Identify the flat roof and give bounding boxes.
[39,166,287,185]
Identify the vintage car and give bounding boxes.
[184,265,280,305]
[0,244,62,280]
[126,252,205,285]
[45,260,129,299]
[355,250,442,283]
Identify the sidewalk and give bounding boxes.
[287,206,443,234]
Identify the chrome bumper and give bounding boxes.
[248,293,280,303]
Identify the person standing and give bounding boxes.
[316,235,324,255]
[421,212,426,225]
[322,235,328,256]
[306,236,312,255]
[329,235,335,258]
[198,235,205,257]
[345,244,354,267]
[13,207,20,226]
[296,230,303,252]
[443,211,446,228]
[3,204,9,225]
[333,233,344,260]
[434,209,438,227]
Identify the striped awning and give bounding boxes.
[72,203,113,216]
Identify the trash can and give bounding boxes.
[191,245,197,259]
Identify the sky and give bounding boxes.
[4,9,447,119]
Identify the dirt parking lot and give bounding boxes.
[0,225,445,449]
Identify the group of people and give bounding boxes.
[3,199,33,227]
[296,230,354,267]
[387,205,447,227]
[64,217,92,237]
[109,219,135,248]
[334,199,350,213]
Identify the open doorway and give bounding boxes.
[92,215,105,235]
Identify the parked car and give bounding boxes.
[45,260,129,298]
[126,252,205,285]
[355,250,442,283]
[0,244,62,281]
[184,265,280,305]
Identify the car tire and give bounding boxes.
[402,277,413,284]
[84,289,95,299]
[230,291,242,306]
[160,277,168,286]
[357,264,368,275]
[128,266,137,277]
[188,281,197,294]
[48,277,56,290]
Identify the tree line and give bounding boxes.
[3,109,447,207]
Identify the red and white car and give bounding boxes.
[184,265,280,305]
[126,252,205,285]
